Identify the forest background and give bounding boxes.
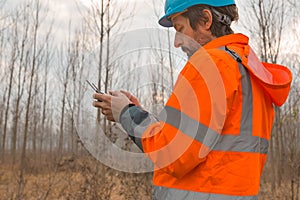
[0,0,299,199]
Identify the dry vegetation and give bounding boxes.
[0,152,298,199]
[261,164,300,200]
[0,152,152,200]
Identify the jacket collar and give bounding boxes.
[203,33,249,50]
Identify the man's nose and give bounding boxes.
[174,32,183,48]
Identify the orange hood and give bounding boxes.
[242,48,292,106]
[204,33,292,107]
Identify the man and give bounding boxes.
[93,0,292,199]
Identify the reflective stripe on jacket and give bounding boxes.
[120,33,292,199]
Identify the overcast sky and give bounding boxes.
[1,0,247,42]
[0,0,247,44]
[2,0,299,54]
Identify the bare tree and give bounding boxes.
[69,35,80,155]
[58,32,71,157]
[31,66,41,162]
[80,0,106,123]
[65,26,87,155]
[0,12,6,144]
[282,38,300,200]
[17,0,41,197]
[1,11,19,161]
[39,31,53,162]
[67,25,89,156]
[10,6,30,164]
[77,1,136,198]
[243,0,287,63]
[151,0,175,88]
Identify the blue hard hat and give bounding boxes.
[159,0,236,27]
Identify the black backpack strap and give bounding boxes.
[219,46,242,63]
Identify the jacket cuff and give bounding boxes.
[119,104,149,151]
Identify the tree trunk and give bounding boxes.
[11,14,29,164]
[1,32,18,161]
[40,48,49,162]
[58,78,68,157]
[20,0,41,180]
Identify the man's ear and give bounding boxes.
[202,9,213,30]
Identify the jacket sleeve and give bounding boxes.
[120,56,236,178]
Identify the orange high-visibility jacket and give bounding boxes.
[120,34,292,199]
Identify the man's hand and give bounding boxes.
[93,91,132,122]
[120,90,141,107]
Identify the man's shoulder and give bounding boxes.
[205,47,240,70]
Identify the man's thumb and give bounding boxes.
[109,90,118,96]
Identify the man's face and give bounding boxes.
[173,31,201,58]
[171,12,214,58]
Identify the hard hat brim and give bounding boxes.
[159,15,173,27]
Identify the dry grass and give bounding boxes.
[260,164,300,200]
[0,153,299,200]
[0,153,152,200]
